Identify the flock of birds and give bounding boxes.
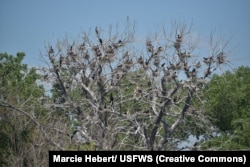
[39,26,229,150]
[44,26,227,108]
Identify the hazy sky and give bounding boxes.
[0,0,249,69]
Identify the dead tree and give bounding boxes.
[37,21,230,150]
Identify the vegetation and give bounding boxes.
[0,21,249,166]
[0,52,45,166]
[199,66,250,150]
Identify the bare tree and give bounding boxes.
[34,20,230,151]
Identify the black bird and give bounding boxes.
[79,43,85,50]
[143,60,149,70]
[59,54,63,67]
[204,69,212,77]
[49,46,54,54]
[203,57,208,61]
[147,81,152,87]
[99,38,103,45]
[158,46,164,52]
[175,62,181,70]
[161,63,165,67]
[68,45,74,56]
[117,64,123,69]
[110,93,114,106]
[91,73,96,80]
[113,40,123,48]
[76,106,82,116]
[146,40,153,52]
[171,71,177,79]
[169,62,175,70]
[191,68,197,77]
[176,34,182,43]
[173,96,177,103]
[217,52,225,64]
[138,56,144,65]
[203,57,212,64]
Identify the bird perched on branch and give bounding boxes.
[59,54,64,67]
[146,40,153,52]
[79,43,86,50]
[203,56,213,65]
[113,40,124,48]
[143,60,149,70]
[176,34,182,43]
[175,62,182,70]
[67,45,74,56]
[105,45,114,54]
[92,46,102,57]
[137,56,144,65]
[174,34,183,50]
[158,46,164,52]
[204,69,212,77]
[191,68,197,77]
[171,71,177,79]
[99,38,103,45]
[173,96,177,103]
[216,52,225,64]
[110,93,114,106]
[49,46,54,54]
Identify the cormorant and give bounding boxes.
[49,46,54,54]
[99,38,103,45]
[110,93,114,106]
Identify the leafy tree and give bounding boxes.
[0,52,46,166]
[200,66,250,150]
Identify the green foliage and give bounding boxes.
[201,66,250,150]
[0,52,44,166]
[69,142,97,151]
[0,52,43,104]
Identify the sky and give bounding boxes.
[0,0,250,69]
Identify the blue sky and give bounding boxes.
[0,0,249,68]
